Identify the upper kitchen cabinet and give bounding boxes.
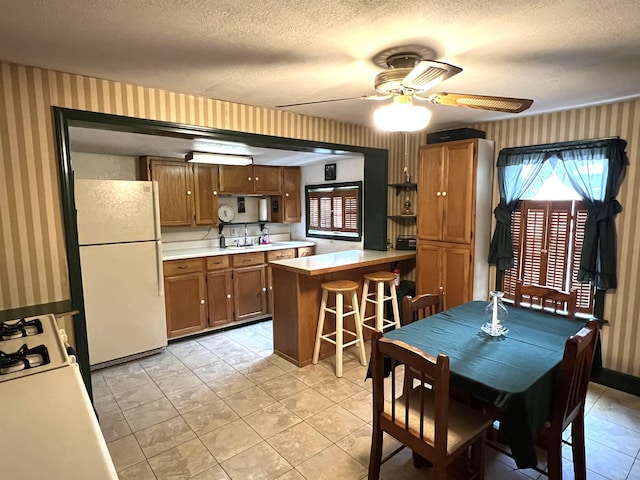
[416,138,495,308]
[282,167,301,223]
[418,141,475,243]
[218,165,283,195]
[141,157,219,227]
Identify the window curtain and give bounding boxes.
[487,152,547,270]
[489,138,628,290]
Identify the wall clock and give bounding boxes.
[218,204,235,222]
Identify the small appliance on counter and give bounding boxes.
[395,235,417,250]
[0,314,118,479]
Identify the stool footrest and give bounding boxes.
[319,328,362,346]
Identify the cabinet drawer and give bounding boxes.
[267,249,296,262]
[297,246,315,257]
[163,258,204,276]
[231,252,265,267]
[206,255,230,270]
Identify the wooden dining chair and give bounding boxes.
[401,288,445,326]
[536,320,599,480]
[514,280,578,319]
[368,331,492,480]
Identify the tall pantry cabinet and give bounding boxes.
[416,138,494,309]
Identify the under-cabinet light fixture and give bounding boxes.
[185,151,253,166]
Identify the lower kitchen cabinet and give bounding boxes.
[297,246,315,257]
[206,256,234,327]
[163,258,207,338]
[416,242,471,310]
[233,265,267,320]
[232,252,267,320]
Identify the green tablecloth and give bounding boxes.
[385,301,593,469]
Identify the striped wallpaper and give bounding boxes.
[471,100,640,376]
[0,60,638,376]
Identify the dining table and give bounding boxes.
[382,300,601,469]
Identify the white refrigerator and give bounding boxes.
[75,179,167,366]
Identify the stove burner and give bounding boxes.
[0,344,50,375]
[0,318,44,340]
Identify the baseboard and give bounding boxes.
[593,368,640,396]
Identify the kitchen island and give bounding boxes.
[269,249,416,366]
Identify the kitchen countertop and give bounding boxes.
[162,241,315,261]
[269,249,416,276]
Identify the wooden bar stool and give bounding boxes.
[360,271,401,333]
[312,280,367,377]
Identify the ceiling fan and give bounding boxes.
[275,45,533,127]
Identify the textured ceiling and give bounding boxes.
[1,0,640,132]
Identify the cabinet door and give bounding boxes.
[417,146,444,240]
[218,165,254,193]
[254,166,283,195]
[206,269,234,326]
[193,164,219,226]
[164,272,207,338]
[416,242,442,297]
[416,242,472,310]
[442,246,472,309]
[282,167,301,222]
[151,161,193,227]
[442,141,475,244]
[233,265,267,320]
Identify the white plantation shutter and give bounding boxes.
[320,197,332,229]
[309,196,319,229]
[332,196,343,229]
[343,193,358,232]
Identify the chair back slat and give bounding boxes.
[514,280,578,319]
[551,320,598,432]
[402,288,444,326]
[371,331,449,450]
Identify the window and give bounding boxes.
[501,199,595,314]
[305,182,362,241]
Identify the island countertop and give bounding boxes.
[269,249,416,276]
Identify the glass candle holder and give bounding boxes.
[482,290,509,336]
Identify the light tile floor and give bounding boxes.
[92,320,640,480]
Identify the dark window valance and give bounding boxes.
[488,137,628,290]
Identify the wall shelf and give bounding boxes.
[388,182,417,196]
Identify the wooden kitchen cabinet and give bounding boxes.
[163,258,207,338]
[416,242,471,309]
[218,165,283,195]
[231,253,268,320]
[143,157,219,227]
[297,246,315,257]
[266,248,296,313]
[416,138,494,309]
[282,167,301,222]
[206,256,234,327]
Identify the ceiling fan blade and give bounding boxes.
[275,95,390,108]
[424,92,534,113]
[402,61,463,91]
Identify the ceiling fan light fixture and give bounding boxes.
[373,95,432,132]
[185,151,253,166]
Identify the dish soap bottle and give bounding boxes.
[262,228,270,244]
[219,231,226,248]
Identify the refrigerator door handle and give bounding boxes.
[155,240,164,297]
[151,180,162,240]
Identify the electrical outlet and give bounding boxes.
[230,227,237,236]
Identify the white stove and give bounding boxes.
[0,314,70,381]
[0,314,118,479]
